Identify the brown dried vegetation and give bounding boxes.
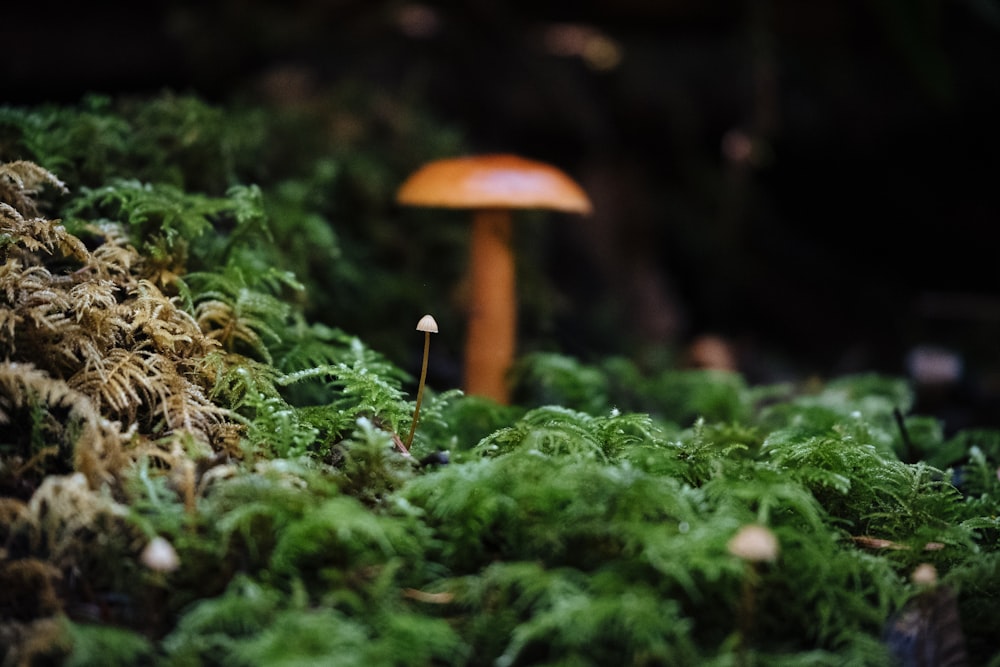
[0,161,242,498]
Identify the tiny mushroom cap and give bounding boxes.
[727,524,780,563]
[416,314,439,333]
[397,154,592,404]
[141,536,180,573]
[911,562,938,586]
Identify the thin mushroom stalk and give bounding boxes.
[727,524,779,667]
[405,314,438,450]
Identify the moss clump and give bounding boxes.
[0,94,998,666]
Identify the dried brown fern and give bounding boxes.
[0,263,105,373]
[0,161,89,262]
[124,279,216,357]
[0,361,123,488]
[0,363,100,434]
[68,349,170,424]
[25,472,132,566]
[0,160,67,219]
[195,297,273,362]
[85,221,140,280]
[0,160,241,490]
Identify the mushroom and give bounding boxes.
[404,314,438,450]
[727,524,779,664]
[727,523,780,563]
[397,154,592,404]
[140,536,180,573]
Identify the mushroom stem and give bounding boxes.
[727,524,779,666]
[736,562,759,667]
[465,208,515,404]
[405,327,434,449]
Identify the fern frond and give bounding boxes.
[327,361,410,435]
[0,160,67,217]
[0,361,125,485]
[0,202,89,264]
[0,362,93,426]
[67,179,213,244]
[66,342,230,444]
[764,426,968,543]
[151,364,232,438]
[203,352,283,411]
[123,279,217,357]
[474,406,610,462]
[195,298,276,363]
[67,348,168,424]
[473,406,660,463]
[64,180,270,285]
[67,278,118,313]
[273,320,368,373]
[10,262,73,312]
[702,463,829,533]
[242,391,321,459]
[83,221,140,280]
[187,266,300,363]
[223,357,411,456]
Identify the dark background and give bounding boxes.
[3,0,999,430]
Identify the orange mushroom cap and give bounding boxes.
[396,154,592,214]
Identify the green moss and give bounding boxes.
[0,92,997,666]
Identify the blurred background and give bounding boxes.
[3,0,999,430]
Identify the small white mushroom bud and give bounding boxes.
[911,562,938,586]
[727,524,780,563]
[141,536,180,573]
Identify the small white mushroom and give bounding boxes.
[141,536,180,573]
[727,524,780,563]
[416,314,439,333]
[911,562,938,586]
[405,314,439,449]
